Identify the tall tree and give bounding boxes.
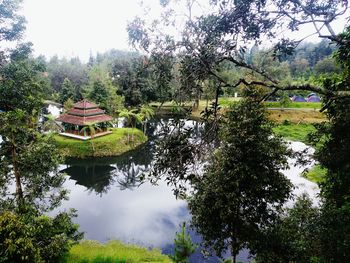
[188,96,292,262]
[0,58,82,261]
[312,26,350,262]
[59,77,76,104]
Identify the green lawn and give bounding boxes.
[303,165,327,183]
[273,123,316,144]
[54,128,147,158]
[264,101,322,109]
[60,240,171,263]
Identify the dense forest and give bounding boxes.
[1,0,350,262]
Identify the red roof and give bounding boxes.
[68,108,105,116]
[56,114,113,125]
[56,99,113,125]
[73,99,99,109]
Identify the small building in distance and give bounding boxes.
[56,99,113,140]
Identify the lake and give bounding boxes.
[56,118,318,262]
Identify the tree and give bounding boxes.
[87,64,124,115]
[171,222,196,263]
[188,96,292,262]
[119,108,143,142]
[59,77,75,104]
[251,194,322,263]
[80,124,102,156]
[0,0,26,65]
[311,26,350,262]
[140,105,155,134]
[0,42,82,262]
[0,210,82,262]
[89,79,109,109]
[112,57,152,107]
[314,56,340,75]
[0,52,46,115]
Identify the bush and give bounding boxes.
[0,211,42,263]
[0,210,82,263]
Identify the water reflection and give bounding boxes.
[62,164,115,195]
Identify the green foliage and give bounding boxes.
[86,65,124,115]
[149,117,199,198]
[0,210,82,263]
[64,97,75,111]
[0,57,46,114]
[59,78,76,104]
[252,194,322,263]
[0,211,42,263]
[171,222,196,263]
[61,240,171,263]
[89,79,110,108]
[54,128,147,158]
[0,110,67,211]
[46,56,88,96]
[311,26,350,262]
[303,165,326,183]
[188,97,293,260]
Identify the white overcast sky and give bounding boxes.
[21,0,158,61]
[21,0,349,62]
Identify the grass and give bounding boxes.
[54,128,147,158]
[273,123,316,144]
[268,109,325,123]
[60,240,171,263]
[264,101,322,109]
[303,165,327,183]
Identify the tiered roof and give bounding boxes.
[56,99,113,125]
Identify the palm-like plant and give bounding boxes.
[140,105,155,134]
[119,109,143,143]
[42,114,61,132]
[80,124,102,156]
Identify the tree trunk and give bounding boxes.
[214,86,220,118]
[12,145,24,206]
[231,239,237,263]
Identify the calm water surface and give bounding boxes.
[56,119,317,262]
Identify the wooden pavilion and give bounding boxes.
[56,99,113,140]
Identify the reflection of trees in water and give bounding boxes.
[114,159,150,190]
[62,164,115,196]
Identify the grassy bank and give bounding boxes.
[273,123,316,144]
[61,240,171,263]
[303,165,327,183]
[54,128,147,158]
[151,98,326,123]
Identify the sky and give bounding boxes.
[21,0,349,62]
[22,0,154,61]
